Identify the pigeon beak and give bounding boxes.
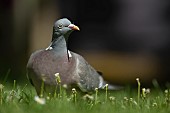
[68,24,80,31]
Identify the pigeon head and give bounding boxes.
[52,18,80,41]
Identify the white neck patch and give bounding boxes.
[45,44,53,50]
[68,50,72,58]
[45,46,53,50]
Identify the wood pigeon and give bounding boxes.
[27,18,119,95]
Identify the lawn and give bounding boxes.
[0,79,170,113]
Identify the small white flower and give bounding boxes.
[104,84,108,88]
[142,88,146,92]
[152,103,157,107]
[109,96,116,101]
[34,96,46,105]
[72,88,76,91]
[55,73,61,83]
[123,97,128,101]
[136,78,139,81]
[55,73,60,77]
[146,88,150,94]
[63,84,68,89]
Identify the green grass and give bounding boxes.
[0,79,170,113]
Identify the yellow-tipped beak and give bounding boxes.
[68,24,80,31]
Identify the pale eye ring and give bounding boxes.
[58,24,63,29]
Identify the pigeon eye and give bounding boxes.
[58,24,63,29]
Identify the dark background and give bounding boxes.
[0,0,170,86]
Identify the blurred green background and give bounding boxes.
[0,0,170,86]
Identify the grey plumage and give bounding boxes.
[27,18,119,95]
